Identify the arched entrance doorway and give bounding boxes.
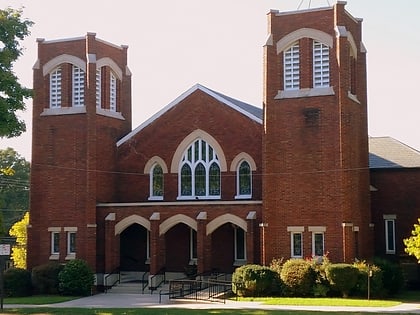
[120,223,149,271]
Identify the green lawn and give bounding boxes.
[0,309,419,315]
[1,292,419,315]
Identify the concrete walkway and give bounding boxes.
[4,293,420,313]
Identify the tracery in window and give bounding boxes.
[179,139,220,199]
[284,42,300,90]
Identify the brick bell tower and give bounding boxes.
[262,2,372,263]
[27,33,132,270]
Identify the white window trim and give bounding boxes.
[287,226,304,258]
[110,72,117,112]
[96,68,102,108]
[190,228,197,261]
[149,164,164,201]
[235,160,252,199]
[313,41,330,88]
[49,67,62,109]
[48,227,61,260]
[283,42,300,90]
[234,227,247,263]
[384,218,396,254]
[309,227,326,257]
[177,139,221,200]
[72,65,85,107]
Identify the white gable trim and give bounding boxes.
[116,84,261,147]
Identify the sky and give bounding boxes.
[0,0,419,161]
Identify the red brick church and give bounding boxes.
[27,2,420,289]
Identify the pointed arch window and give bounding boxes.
[149,164,163,200]
[236,161,251,198]
[50,67,62,108]
[179,139,220,199]
[284,42,300,90]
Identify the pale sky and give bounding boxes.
[1,0,419,161]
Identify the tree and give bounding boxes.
[0,7,33,138]
[404,219,420,262]
[0,147,29,232]
[9,211,28,269]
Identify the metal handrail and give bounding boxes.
[104,267,120,293]
[166,278,232,303]
[141,271,150,293]
[149,268,166,293]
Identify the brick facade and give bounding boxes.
[27,2,420,288]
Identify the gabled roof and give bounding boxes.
[117,84,262,146]
[369,137,420,169]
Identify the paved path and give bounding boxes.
[4,293,420,313]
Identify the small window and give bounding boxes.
[385,219,396,254]
[237,161,251,198]
[291,232,303,258]
[149,164,164,200]
[313,41,330,88]
[72,66,85,107]
[51,232,60,255]
[50,67,62,108]
[284,42,300,90]
[190,228,197,260]
[235,227,246,261]
[67,232,76,254]
[312,232,324,256]
[110,72,117,111]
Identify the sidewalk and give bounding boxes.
[4,293,420,313]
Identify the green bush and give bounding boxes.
[232,264,282,297]
[32,262,64,295]
[309,255,332,297]
[352,261,383,298]
[4,268,32,297]
[58,259,94,296]
[326,263,359,298]
[280,259,315,297]
[373,257,404,296]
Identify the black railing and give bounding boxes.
[141,271,150,293]
[162,278,232,303]
[149,268,166,293]
[104,267,120,293]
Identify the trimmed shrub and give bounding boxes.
[373,257,404,296]
[326,263,359,298]
[232,264,282,297]
[58,259,94,296]
[4,268,32,297]
[280,259,316,297]
[32,262,64,295]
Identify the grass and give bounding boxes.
[4,295,79,305]
[0,291,419,315]
[1,309,420,315]
[239,296,400,307]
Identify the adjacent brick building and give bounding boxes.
[27,2,420,289]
